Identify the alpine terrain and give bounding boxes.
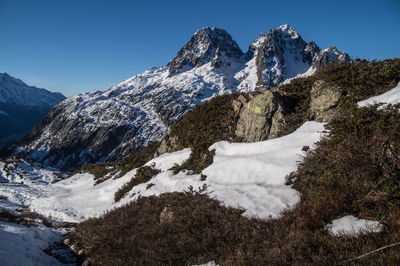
[4,24,350,171]
[0,73,65,149]
[0,21,399,264]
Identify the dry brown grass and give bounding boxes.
[73,104,400,265]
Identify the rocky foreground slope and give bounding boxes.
[6,24,349,171]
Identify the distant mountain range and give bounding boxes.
[5,24,350,171]
[0,73,65,148]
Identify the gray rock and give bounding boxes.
[235,91,291,142]
[155,135,179,157]
[310,80,343,122]
[169,27,243,76]
[63,238,71,246]
[160,207,174,224]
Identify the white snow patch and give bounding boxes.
[0,221,64,265]
[325,215,383,236]
[0,122,325,223]
[203,121,325,219]
[25,149,191,222]
[123,121,325,220]
[358,81,400,109]
[193,261,219,266]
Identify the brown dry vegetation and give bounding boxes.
[71,59,400,264]
[73,103,400,265]
[0,209,53,227]
[166,92,249,174]
[114,165,161,202]
[277,58,400,136]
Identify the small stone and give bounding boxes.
[160,207,174,224]
[63,238,71,246]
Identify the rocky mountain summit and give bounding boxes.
[4,25,350,171]
[0,73,65,148]
[169,27,243,75]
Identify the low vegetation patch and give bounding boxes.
[165,92,248,173]
[76,142,161,183]
[277,58,400,136]
[0,209,52,228]
[78,162,118,185]
[114,165,161,202]
[117,142,161,177]
[74,103,400,264]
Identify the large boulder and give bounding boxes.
[309,80,343,122]
[235,91,291,142]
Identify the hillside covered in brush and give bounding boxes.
[66,58,400,265]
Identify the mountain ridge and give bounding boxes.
[0,73,65,148]
[4,24,350,171]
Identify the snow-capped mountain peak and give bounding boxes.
[275,23,300,39]
[7,25,349,171]
[0,72,27,87]
[0,72,65,107]
[0,73,65,148]
[168,27,243,75]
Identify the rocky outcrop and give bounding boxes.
[311,46,351,71]
[236,25,350,91]
[309,80,343,122]
[154,135,179,157]
[160,207,174,224]
[169,27,243,75]
[235,91,292,142]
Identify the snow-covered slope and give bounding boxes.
[0,221,65,265]
[0,73,64,108]
[0,121,325,222]
[9,25,349,171]
[0,73,65,148]
[358,81,400,108]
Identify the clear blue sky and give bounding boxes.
[0,0,399,96]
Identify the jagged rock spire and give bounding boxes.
[169,27,243,75]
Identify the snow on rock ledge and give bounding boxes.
[325,215,383,236]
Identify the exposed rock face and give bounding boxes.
[312,46,351,71]
[6,25,349,171]
[310,80,343,122]
[236,24,320,90]
[154,135,179,157]
[169,27,243,75]
[236,25,351,91]
[235,91,292,142]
